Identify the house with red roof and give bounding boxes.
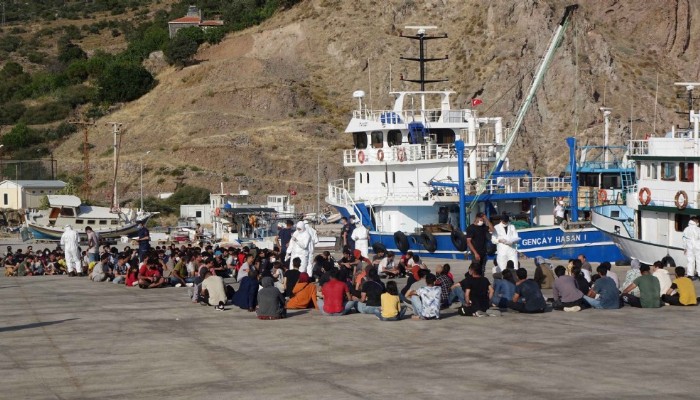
[168,5,224,38]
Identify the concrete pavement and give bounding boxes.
[1,259,698,399]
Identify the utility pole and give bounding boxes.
[69,119,95,200]
[106,122,123,212]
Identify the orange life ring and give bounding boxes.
[597,189,607,203]
[377,149,384,161]
[675,190,688,210]
[214,207,221,216]
[358,150,365,164]
[397,147,406,162]
[638,187,651,206]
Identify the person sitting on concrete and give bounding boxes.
[508,268,546,313]
[583,265,620,309]
[232,269,259,312]
[138,257,167,289]
[599,261,619,288]
[237,254,255,282]
[401,261,429,297]
[200,269,227,311]
[257,276,286,319]
[283,257,302,297]
[286,272,318,310]
[661,267,698,306]
[373,280,403,321]
[91,253,111,282]
[652,261,673,298]
[491,269,516,309]
[407,273,442,320]
[552,265,584,312]
[378,251,399,278]
[317,269,357,315]
[459,263,497,317]
[622,258,642,296]
[621,264,661,308]
[112,253,130,285]
[533,256,555,289]
[435,264,454,309]
[571,263,590,296]
[357,268,385,315]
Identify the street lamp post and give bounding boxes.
[140,151,151,211]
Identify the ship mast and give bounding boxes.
[400,26,448,94]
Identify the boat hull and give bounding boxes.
[368,225,627,263]
[27,216,149,241]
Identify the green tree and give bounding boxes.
[204,27,226,44]
[58,39,87,64]
[0,102,26,124]
[1,123,42,150]
[166,185,211,206]
[164,34,199,67]
[97,61,155,103]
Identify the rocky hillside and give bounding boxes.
[52,0,700,207]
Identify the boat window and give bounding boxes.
[675,214,690,232]
[60,208,75,217]
[577,173,599,187]
[650,163,658,179]
[87,220,95,225]
[601,174,620,189]
[387,130,402,147]
[75,219,83,224]
[366,173,370,183]
[359,173,362,184]
[392,172,396,184]
[111,220,118,225]
[99,220,107,225]
[371,131,383,148]
[680,162,694,182]
[429,128,456,144]
[661,162,676,181]
[635,162,641,178]
[353,132,368,149]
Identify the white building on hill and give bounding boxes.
[0,180,66,210]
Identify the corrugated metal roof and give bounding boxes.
[5,180,66,188]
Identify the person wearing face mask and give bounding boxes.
[285,221,311,274]
[466,212,494,276]
[493,215,520,274]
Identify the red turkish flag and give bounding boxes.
[471,98,483,107]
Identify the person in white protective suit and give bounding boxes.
[61,224,82,276]
[682,217,700,279]
[286,221,311,274]
[351,221,370,259]
[492,215,521,274]
[304,221,319,273]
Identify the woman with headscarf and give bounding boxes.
[621,258,642,297]
[285,221,311,274]
[285,272,318,310]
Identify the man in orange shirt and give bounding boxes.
[286,272,318,309]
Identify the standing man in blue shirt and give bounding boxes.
[136,221,151,262]
[276,220,294,257]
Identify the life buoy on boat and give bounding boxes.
[397,147,407,162]
[377,149,385,161]
[597,189,608,203]
[675,190,688,210]
[638,187,652,206]
[419,231,438,253]
[214,207,221,217]
[450,229,468,252]
[357,151,366,164]
[393,231,409,253]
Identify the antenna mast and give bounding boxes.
[400,26,448,91]
[69,119,95,200]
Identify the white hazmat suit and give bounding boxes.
[304,221,319,273]
[492,220,520,273]
[61,225,82,274]
[682,219,700,277]
[286,221,311,274]
[351,223,370,258]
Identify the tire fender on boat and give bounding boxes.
[675,190,688,210]
[393,231,409,253]
[372,241,387,254]
[358,151,366,164]
[214,207,221,217]
[420,231,438,253]
[397,147,406,162]
[450,229,469,252]
[638,187,651,206]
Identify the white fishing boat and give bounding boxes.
[325,7,634,262]
[592,82,700,265]
[26,195,152,240]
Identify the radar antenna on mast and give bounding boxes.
[400,26,448,91]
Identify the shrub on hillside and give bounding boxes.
[164,34,199,67]
[20,102,72,124]
[58,85,96,107]
[0,103,27,125]
[1,123,43,150]
[0,35,22,53]
[97,62,155,103]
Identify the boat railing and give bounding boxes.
[628,140,649,156]
[476,176,572,194]
[351,108,473,124]
[644,187,697,209]
[343,142,503,165]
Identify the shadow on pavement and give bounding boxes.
[0,318,79,333]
